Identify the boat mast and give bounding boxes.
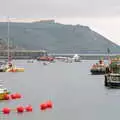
[7,17,10,63]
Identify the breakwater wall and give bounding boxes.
[0,50,47,59]
[0,50,119,60]
[51,53,120,60]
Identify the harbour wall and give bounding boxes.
[0,50,47,59]
[51,53,120,60]
[0,50,119,60]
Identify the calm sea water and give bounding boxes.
[0,60,120,120]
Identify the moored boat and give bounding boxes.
[6,67,24,72]
[55,56,67,61]
[72,54,81,62]
[0,82,10,100]
[1,18,25,73]
[90,60,106,75]
[104,57,120,87]
[37,56,54,62]
[0,88,10,100]
[4,63,24,72]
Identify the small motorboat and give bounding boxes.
[4,63,24,72]
[72,54,81,62]
[0,82,10,100]
[6,67,24,72]
[55,56,68,61]
[37,56,54,62]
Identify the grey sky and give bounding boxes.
[1,0,120,18]
[1,0,120,45]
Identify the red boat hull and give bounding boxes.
[37,56,54,61]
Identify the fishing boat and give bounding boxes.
[104,57,120,87]
[55,56,72,63]
[0,62,24,72]
[4,63,24,72]
[0,86,10,100]
[55,56,68,61]
[37,56,54,62]
[90,60,106,75]
[4,17,24,72]
[0,81,10,100]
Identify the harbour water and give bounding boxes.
[0,60,120,120]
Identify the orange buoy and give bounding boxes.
[2,107,11,114]
[16,106,24,113]
[25,105,33,112]
[40,103,47,110]
[46,100,53,108]
[11,94,17,99]
[4,94,10,100]
[15,93,21,99]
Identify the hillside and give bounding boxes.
[0,20,119,54]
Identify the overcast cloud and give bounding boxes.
[1,0,120,18]
[0,0,120,45]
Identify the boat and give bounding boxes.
[104,57,120,87]
[0,81,10,100]
[55,56,68,61]
[4,17,24,72]
[90,60,106,75]
[0,86,10,100]
[72,54,81,62]
[37,56,54,62]
[64,57,72,63]
[4,63,24,72]
[55,56,72,63]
